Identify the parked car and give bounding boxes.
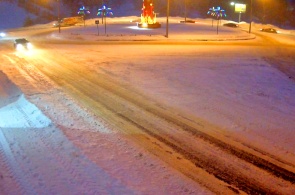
[14,38,32,50]
[260,28,277,33]
[180,19,196,23]
[53,16,84,27]
[223,23,239,28]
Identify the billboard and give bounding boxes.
[235,4,246,13]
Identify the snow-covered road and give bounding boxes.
[0,18,295,194]
[0,50,211,194]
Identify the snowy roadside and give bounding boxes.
[0,62,212,194]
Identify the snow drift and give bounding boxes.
[0,71,51,128]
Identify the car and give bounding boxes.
[180,19,196,23]
[14,38,33,50]
[223,22,239,28]
[260,28,277,33]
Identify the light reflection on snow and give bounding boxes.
[126,26,152,31]
[15,48,39,58]
[0,94,51,128]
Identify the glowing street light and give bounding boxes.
[230,2,235,18]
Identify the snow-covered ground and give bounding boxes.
[42,19,295,155]
[1,16,295,194]
[0,58,211,194]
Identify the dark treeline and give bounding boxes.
[61,0,294,26]
[1,0,294,27]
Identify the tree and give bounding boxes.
[23,16,34,27]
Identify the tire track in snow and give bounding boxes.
[7,41,295,194]
[33,53,295,194]
[72,78,295,194]
[31,125,122,195]
[0,128,37,194]
[0,70,134,194]
[9,98,132,194]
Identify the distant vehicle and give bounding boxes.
[223,23,239,28]
[14,38,32,50]
[180,20,196,23]
[53,16,84,27]
[260,28,277,33]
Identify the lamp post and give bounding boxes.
[58,0,60,33]
[230,2,236,21]
[249,0,253,33]
[101,0,104,24]
[262,0,266,24]
[166,0,170,38]
[184,0,187,23]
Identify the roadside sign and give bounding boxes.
[95,20,99,36]
[235,4,246,13]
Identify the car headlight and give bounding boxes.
[16,44,24,50]
[27,43,33,49]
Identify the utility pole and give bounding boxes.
[262,0,266,24]
[101,0,104,24]
[104,10,106,35]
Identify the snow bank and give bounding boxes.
[0,71,51,128]
[0,94,52,128]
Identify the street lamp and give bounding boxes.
[230,2,236,21]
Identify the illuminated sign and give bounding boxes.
[235,4,246,13]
